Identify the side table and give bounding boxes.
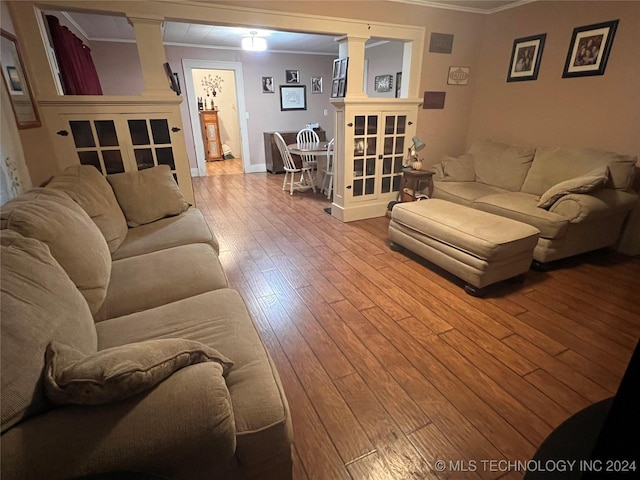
[399,169,434,202]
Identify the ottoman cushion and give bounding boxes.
[392,199,540,261]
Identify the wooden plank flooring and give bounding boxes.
[193,169,640,480]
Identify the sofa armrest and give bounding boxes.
[1,363,236,480]
[549,189,638,223]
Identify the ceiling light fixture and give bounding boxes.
[242,31,267,52]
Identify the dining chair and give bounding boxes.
[274,132,315,195]
[321,138,335,200]
[296,128,320,179]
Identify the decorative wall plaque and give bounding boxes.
[447,66,470,85]
[429,33,454,54]
[423,91,446,109]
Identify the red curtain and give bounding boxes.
[46,15,103,95]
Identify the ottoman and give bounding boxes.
[389,199,540,296]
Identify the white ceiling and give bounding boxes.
[58,0,530,55]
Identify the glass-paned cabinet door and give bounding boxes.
[381,114,405,194]
[68,119,126,174]
[127,118,176,173]
[348,112,407,202]
[352,115,378,200]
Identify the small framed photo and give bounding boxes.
[331,58,348,98]
[507,34,546,82]
[285,69,299,84]
[374,74,393,92]
[311,76,323,94]
[262,76,274,93]
[562,20,618,78]
[280,85,306,111]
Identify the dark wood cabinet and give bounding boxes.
[264,130,326,173]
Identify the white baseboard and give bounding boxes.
[190,164,266,176]
[244,163,267,173]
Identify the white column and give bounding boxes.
[336,35,369,99]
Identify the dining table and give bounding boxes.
[287,141,330,188]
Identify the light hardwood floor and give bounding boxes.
[192,170,640,480]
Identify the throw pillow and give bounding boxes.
[107,166,189,227]
[537,166,609,209]
[46,165,128,254]
[44,338,233,405]
[440,154,475,182]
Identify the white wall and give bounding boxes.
[365,41,404,98]
[92,40,336,171]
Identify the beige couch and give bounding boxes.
[1,165,293,480]
[431,140,638,265]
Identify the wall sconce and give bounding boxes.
[404,136,426,170]
[242,31,267,52]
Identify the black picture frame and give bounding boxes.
[279,85,306,111]
[331,57,348,98]
[285,69,299,84]
[164,62,181,95]
[262,76,274,93]
[562,19,618,78]
[507,33,546,82]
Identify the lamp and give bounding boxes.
[405,136,426,170]
[242,31,267,52]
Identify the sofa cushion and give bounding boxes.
[95,289,293,469]
[94,243,228,322]
[107,166,189,227]
[437,154,475,182]
[537,166,609,209]
[469,139,536,191]
[433,181,509,206]
[44,339,233,405]
[1,188,111,315]
[112,208,220,260]
[472,192,570,239]
[46,165,128,253]
[521,146,637,196]
[1,230,97,433]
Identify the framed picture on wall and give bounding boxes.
[311,76,323,93]
[280,85,306,111]
[374,74,393,92]
[285,70,300,84]
[562,19,618,78]
[507,33,546,82]
[331,57,348,98]
[262,76,274,93]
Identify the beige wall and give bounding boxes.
[5,0,639,186]
[468,0,640,158]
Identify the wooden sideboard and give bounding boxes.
[264,130,326,174]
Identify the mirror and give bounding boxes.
[1,29,40,129]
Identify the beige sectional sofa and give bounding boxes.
[1,165,293,480]
[432,140,638,265]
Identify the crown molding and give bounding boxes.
[389,0,537,15]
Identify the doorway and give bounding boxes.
[182,59,250,176]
